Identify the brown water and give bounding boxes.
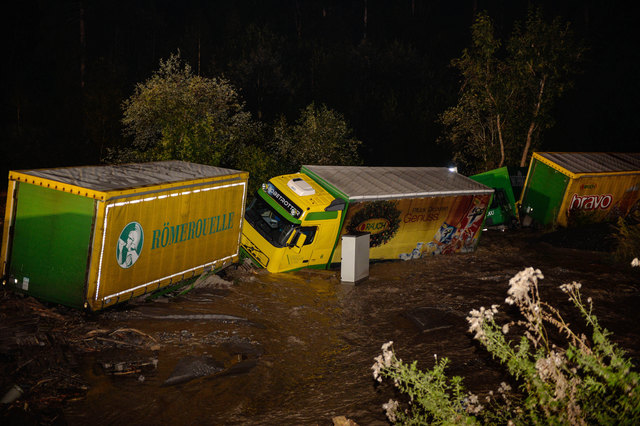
[63,230,640,425]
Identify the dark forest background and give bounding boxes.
[2,0,639,188]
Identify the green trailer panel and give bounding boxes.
[9,183,94,307]
[520,159,570,226]
[470,167,518,227]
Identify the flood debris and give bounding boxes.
[0,385,24,404]
[193,272,234,289]
[78,328,160,381]
[141,312,252,323]
[79,327,160,352]
[0,290,88,423]
[332,415,359,426]
[98,355,158,377]
[221,258,262,284]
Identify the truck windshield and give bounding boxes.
[245,196,297,248]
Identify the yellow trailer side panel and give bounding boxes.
[332,194,490,262]
[1,180,18,278]
[89,180,246,309]
[557,174,640,227]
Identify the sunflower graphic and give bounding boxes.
[346,200,401,247]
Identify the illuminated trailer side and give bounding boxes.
[519,152,640,227]
[1,161,248,311]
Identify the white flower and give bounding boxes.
[498,382,512,393]
[560,281,582,294]
[632,258,639,267]
[382,399,399,422]
[372,341,395,382]
[371,355,383,382]
[502,324,510,334]
[535,350,564,381]
[381,341,394,367]
[467,306,499,343]
[506,267,543,305]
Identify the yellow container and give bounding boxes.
[519,152,640,227]
[1,161,248,311]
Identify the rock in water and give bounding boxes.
[215,359,259,378]
[163,355,224,386]
[403,307,459,332]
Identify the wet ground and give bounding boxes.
[1,227,640,425]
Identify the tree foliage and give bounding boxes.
[107,54,363,193]
[440,8,584,174]
[270,102,362,174]
[107,52,261,167]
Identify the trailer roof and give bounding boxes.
[536,152,640,175]
[302,165,493,201]
[17,161,244,192]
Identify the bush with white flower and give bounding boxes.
[373,267,640,425]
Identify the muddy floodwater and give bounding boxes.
[4,229,640,425]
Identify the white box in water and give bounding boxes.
[341,233,370,283]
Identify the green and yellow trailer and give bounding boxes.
[241,165,494,273]
[1,161,248,311]
[519,152,640,227]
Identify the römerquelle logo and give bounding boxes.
[117,222,144,268]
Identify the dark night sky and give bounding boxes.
[1,1,639,186]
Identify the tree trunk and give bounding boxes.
[520,76,546,167]
[496,113,505,168]
[363,0,368,42]
[79,2,86,89]
[485,86,504,169]
[294,1,302,39]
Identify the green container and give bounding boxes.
[8,183,95,307]
[470,167,518,227]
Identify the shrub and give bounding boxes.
[613,217,640,265]
[373,267,640,425]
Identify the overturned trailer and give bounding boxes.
[470,166,519,228]
[519,152,640,227]
[1,161,248,311]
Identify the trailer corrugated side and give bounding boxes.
[300,166,494,263]
[1,161,248,311]
[519,152,640,227]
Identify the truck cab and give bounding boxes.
[241,173,345,273]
